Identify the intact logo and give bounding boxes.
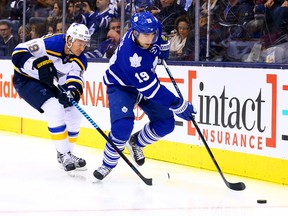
[159,70,280,152]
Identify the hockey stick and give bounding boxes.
[162,60,246,191]
[55,82,152,186]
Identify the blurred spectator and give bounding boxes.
[0,37,4,56]
[181,12,209,61]
[82,0,96,28]
[88,0,117,50]
[109,0,121,16]
[6,0,33,22]
[169,15,191,60]
[46,0,56,9]
[0,19,19,56]
[55,20,70,33]
[47,22,56,34]
[152,0,187,35]
[85,17,121,58]
[65,0,85,24]
[45,0,56,19]
[74,0,87,23]
[125,0,154,16]
[201,0,219,14]
[186,0,195,25]
[257,0,288,50]
[30,21,47,39]
[18,24,31,42]
[263,0,284,8]
[272,0,288,33]
[222,0,255,39]
[253,0,286,48]
[66,0,76,24]
[33,0,51,17]
[0,0,10,19]
[47,0,63,27]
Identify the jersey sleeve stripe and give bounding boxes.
[137,78,158,92]
[70,57,85,71]
[144,84,160,99]
[47,49,62,57]
[103,73,112,85]
[14,67,30,77]
[108,69,127,85]
[66,75,85,91]
[12,47,29,56]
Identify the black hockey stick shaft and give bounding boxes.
[55,83,152,186]
[162,60,245,191]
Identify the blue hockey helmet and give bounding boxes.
[131,11,159,43]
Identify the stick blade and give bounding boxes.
[227,182,246,191]
[142,177,153,186]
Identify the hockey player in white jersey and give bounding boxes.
[11,23,90,173]
[93,11,197,180]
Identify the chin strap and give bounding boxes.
[67,42,74,55]
[66,36,75,55]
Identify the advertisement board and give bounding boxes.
[1,59,287,184]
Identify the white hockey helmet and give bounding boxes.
[66,23,91,44]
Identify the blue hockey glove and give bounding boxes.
[58,88,81,107]
[170,97,196,121]
[33,56,58,87]
[158,34,170,62]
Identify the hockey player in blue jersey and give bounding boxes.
[11,23,91,173]
[93,11,197,180]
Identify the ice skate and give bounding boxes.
[93,165,112,180]
[126,131,145,166]
[57,152,87,171]
[57,152,76,173]
[69,152,87,171]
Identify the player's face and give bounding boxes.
[70,39,88,56]
[136,32,156,49]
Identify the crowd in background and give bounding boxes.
[1,0,288,63]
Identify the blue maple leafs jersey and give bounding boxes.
[88,8,116,35]
[103,29,177,107]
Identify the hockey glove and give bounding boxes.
[158,34,170,63]
[58,88,81,107]
[170,97,196,121]
[33,56,58,87]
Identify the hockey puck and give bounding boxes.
[167,173,170,179]
[257,199,267,204]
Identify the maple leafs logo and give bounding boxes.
[121,106,128,113]
[130,53,142,68]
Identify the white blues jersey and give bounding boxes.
[103,29,176,107]
[12,34,87,90]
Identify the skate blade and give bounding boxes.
[92,179,103,184]
[75,166,87,171]
[59,164,87,171]
[67,170,76,177]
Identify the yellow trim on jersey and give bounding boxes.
[14,67,31,78]
[47,49,62,57]
[12,49,28,56]
[70,57,85,71]
[66,79,84,89]
[42,33,61,39]
[50,131,68,140]
[14,67,20,72]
